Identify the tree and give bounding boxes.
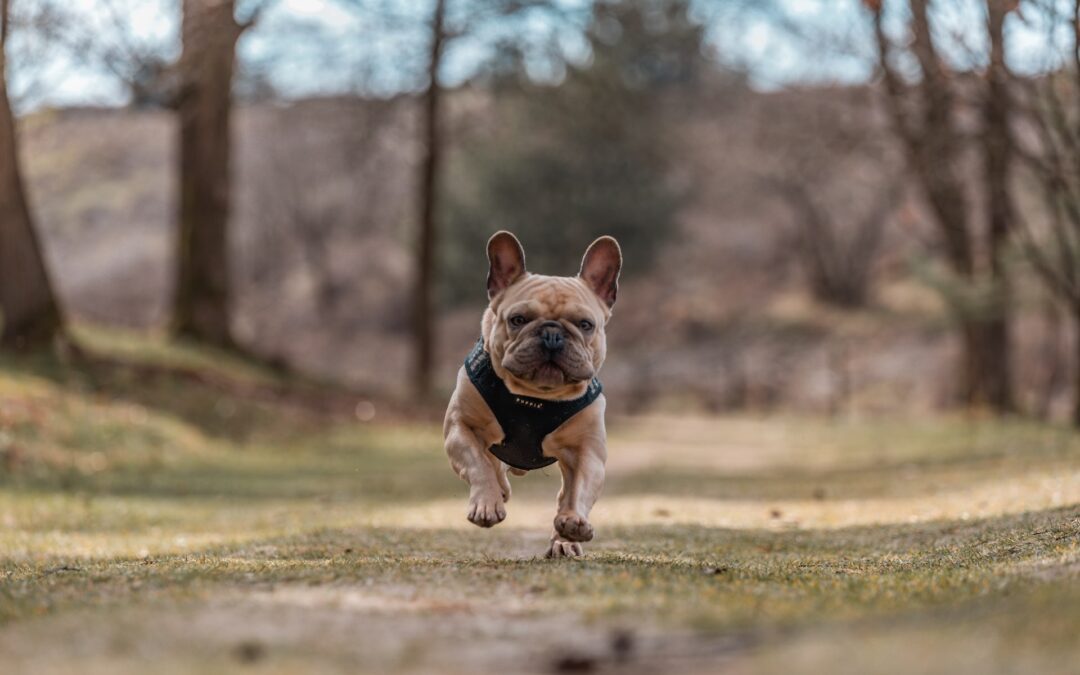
[1013,0,1080,426]
[772,177,900,308]
[442,0,706,301]
[758,86,902,309]
[172,0,256,347]
[412,0,447,398]
[335,0,577,396]
[39,0,261,347]
[867,0,1016,412]
[0,0,63,350]
[54,0,177,109]
[245,99,400,329]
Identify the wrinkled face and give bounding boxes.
[484,275,609,395]
[480,231,621,399]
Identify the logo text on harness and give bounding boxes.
[515,397,543,409]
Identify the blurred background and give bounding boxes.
[4,3,1080,673]
[2,0,1080,419]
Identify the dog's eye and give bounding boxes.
[509,315,528,328]
[579,319,594,332]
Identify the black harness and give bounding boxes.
[464,338,603,471]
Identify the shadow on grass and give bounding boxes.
[216,502,1080,565]
[4,441,1073,505]
[0,458,471,504]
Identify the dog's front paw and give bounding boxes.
[467,491,506,528]
[554,512,594,542]
[546,535,584,559]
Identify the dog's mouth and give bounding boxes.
[503,346,594,392]
[532,362,566,388]
[505,358,576,391]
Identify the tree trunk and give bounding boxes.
[0,0,62,349]
[1033,299,1063,421]
[173,0,241,347]
[872,1,1015,413]
[960,319,1012,411]
[412,0,447,398]
[976,0,1015,412]
[906,0,974,278]
[1074,305,1080,427]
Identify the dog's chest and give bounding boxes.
[464,339,602,471]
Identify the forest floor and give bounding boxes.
[0,327,1078,674]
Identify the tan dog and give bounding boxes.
[443,231,622,558]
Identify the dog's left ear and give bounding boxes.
[579,236,622,308]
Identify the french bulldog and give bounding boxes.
[443,231,622,558]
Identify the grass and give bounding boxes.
[0,328,1078,673]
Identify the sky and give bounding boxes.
[5,0,1075,111]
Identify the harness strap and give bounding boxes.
[465,338,602,471]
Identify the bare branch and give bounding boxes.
[1,0,10,50]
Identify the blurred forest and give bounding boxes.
[2,0,1080,424]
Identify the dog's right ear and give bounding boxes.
[487,231,527,299]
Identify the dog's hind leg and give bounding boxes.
[445,421,508,528]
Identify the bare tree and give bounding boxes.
[773,177,900,308]
[247,98,399,324]
[59,0,177,108]
[3,0,71,109]
[335,0,576,396]
[411,0,447,397]
[413,0,569,396]
[0,0,62,350]
[38,0,261,347]
[1013,0,1080,426]
[758,86,902,309]
[980,0,1017,409]
[867,0,1016,412]
[172,0,258,347]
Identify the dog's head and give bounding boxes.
[480,231,621,400]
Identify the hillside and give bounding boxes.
[17,90,1068,416]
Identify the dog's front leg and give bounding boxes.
[547,443,606,558]
[445,422,509,528]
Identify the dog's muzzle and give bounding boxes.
[539,322,565,354]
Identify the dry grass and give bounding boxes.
[1,329,1078,673]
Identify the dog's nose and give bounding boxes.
[539,322,565,354]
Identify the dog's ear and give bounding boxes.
[487,231,527,299]
[579,236,622,308]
